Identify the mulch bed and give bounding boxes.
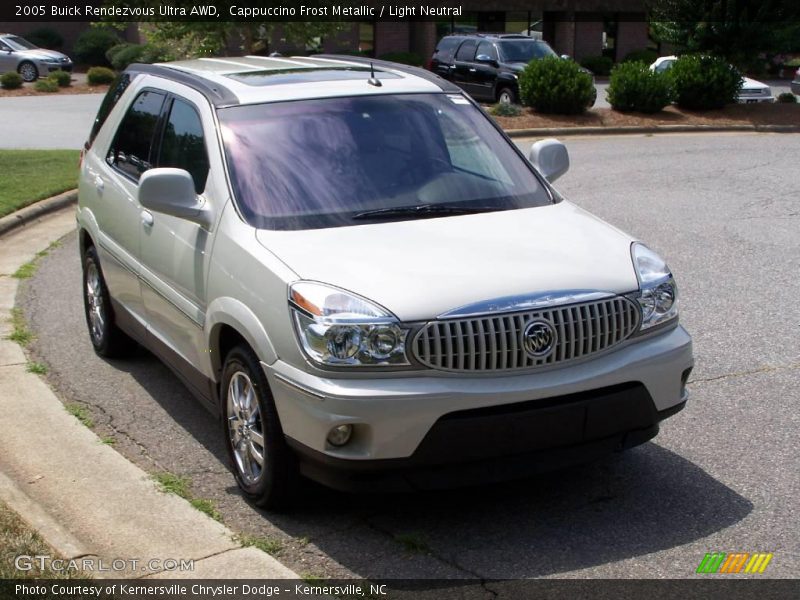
[492,103,800,130]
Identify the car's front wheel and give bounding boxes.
[497,86,517,105]
[82,246,136,357]
[17,61,38,82]
[222,344,297,510]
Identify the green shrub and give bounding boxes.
[489,103,523,117]
[777,92,797,103]
[86,66,116,86]
[669,55,741,110]
[378,52,424,67]
[580,55,613,76]
[519,56,595,115]
[0,72,23,90]
[622,49,659,66]
[48,70,72,87]
[607,61,673,113]
[73,29,120,66]
[25,27,64,50]
[34,79,59,93]
[107,43,146,70]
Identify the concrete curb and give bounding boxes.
[505,123,800,138]
[0,189,77,238]
[0,205,298,580]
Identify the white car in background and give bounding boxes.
[650,55,776,103]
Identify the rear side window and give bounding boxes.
[455,40,478,62]
[107,90,165,181]
[87,73,135,148]
[434,38,460,60]
[156,98,209,194]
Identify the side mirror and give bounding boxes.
[475,54,498,67]
[138,168,213,228]
[560,54,571,61]
[529,138,569,183]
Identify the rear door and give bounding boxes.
[86,86,167,324]
[452,39,480,97]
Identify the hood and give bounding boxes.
[23,49,68,61]
[256,202,639,322]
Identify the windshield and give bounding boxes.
[5,36,38,51]
[219,94,551,230]
[498,40,557,63]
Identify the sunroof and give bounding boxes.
[226,67,401,86]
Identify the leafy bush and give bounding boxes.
[73,29,120,66]
[34,79,59,93]
[378,52,424,67]
[107,43,145,70]
[519,56,595,115]
[669,55,741,110]
[622,49,659,65]
[86,66,116,86]
[489,103,523,117]
[0,72,23,90]
[25,27,64,50]
[777,92,797,103]
[580,55,613,76]
[607,61,673,113]
[48,70,72,87]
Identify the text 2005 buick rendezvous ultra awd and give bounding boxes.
[77,55,693,508]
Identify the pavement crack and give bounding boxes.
[688,362,800,385]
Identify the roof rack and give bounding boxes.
[315,54,462,93]
[126,63,239,106]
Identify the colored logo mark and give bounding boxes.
[696,552,773,574]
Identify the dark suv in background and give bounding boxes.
[429,33,596,106]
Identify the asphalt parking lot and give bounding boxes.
[19,132,799,583]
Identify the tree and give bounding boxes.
[99,1,344,58]
[648,0,800,69]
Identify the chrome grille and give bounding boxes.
[413,296,640,372]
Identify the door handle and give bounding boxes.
[140,210,154,227]
[94,175,104,194]
[468,68,476,72]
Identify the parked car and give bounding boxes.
[650,55,775,103]
[791,67,800,96]
[429,33,597,105]
[77,56,692,508]
[0,33,72,82]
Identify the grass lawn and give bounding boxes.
[0,501,82,579]
[0,150,79,218]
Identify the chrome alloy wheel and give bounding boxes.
[18,62,37,82]
[85,261,106,343]
[227,371,265,484]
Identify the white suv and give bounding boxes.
[77,55,693,508]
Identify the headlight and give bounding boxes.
[631,243,679,331]
[289,282,410,367]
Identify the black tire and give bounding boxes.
[17,61,38,82]
[82,246,136,358]
[221,344,298,510]
[497,86,517,105]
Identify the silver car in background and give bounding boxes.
[0,33,73,81]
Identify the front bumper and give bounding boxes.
[265,324,692,476]
[737,94,775,103]
[39,61,72,73]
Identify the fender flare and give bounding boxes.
[206,297,277,379]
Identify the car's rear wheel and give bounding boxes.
[82,246,136,357]
[222,344,297,510]
[497,86,517,105]
[17,61,38,82]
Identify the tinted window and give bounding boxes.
[5,36,37,50]
[434,37,460,58]
[219,94,551,231]
[88,73,135,148]
[157,99,209,194]
[0,40,10,52]
[455,40,478,61]
[107,90,165,181]
[497,40,557,62]
[476,42,498,61]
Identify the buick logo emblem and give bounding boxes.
[522,320,556,357]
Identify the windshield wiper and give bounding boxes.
[352,203,499,220]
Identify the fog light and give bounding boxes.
[327,424,353,447]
